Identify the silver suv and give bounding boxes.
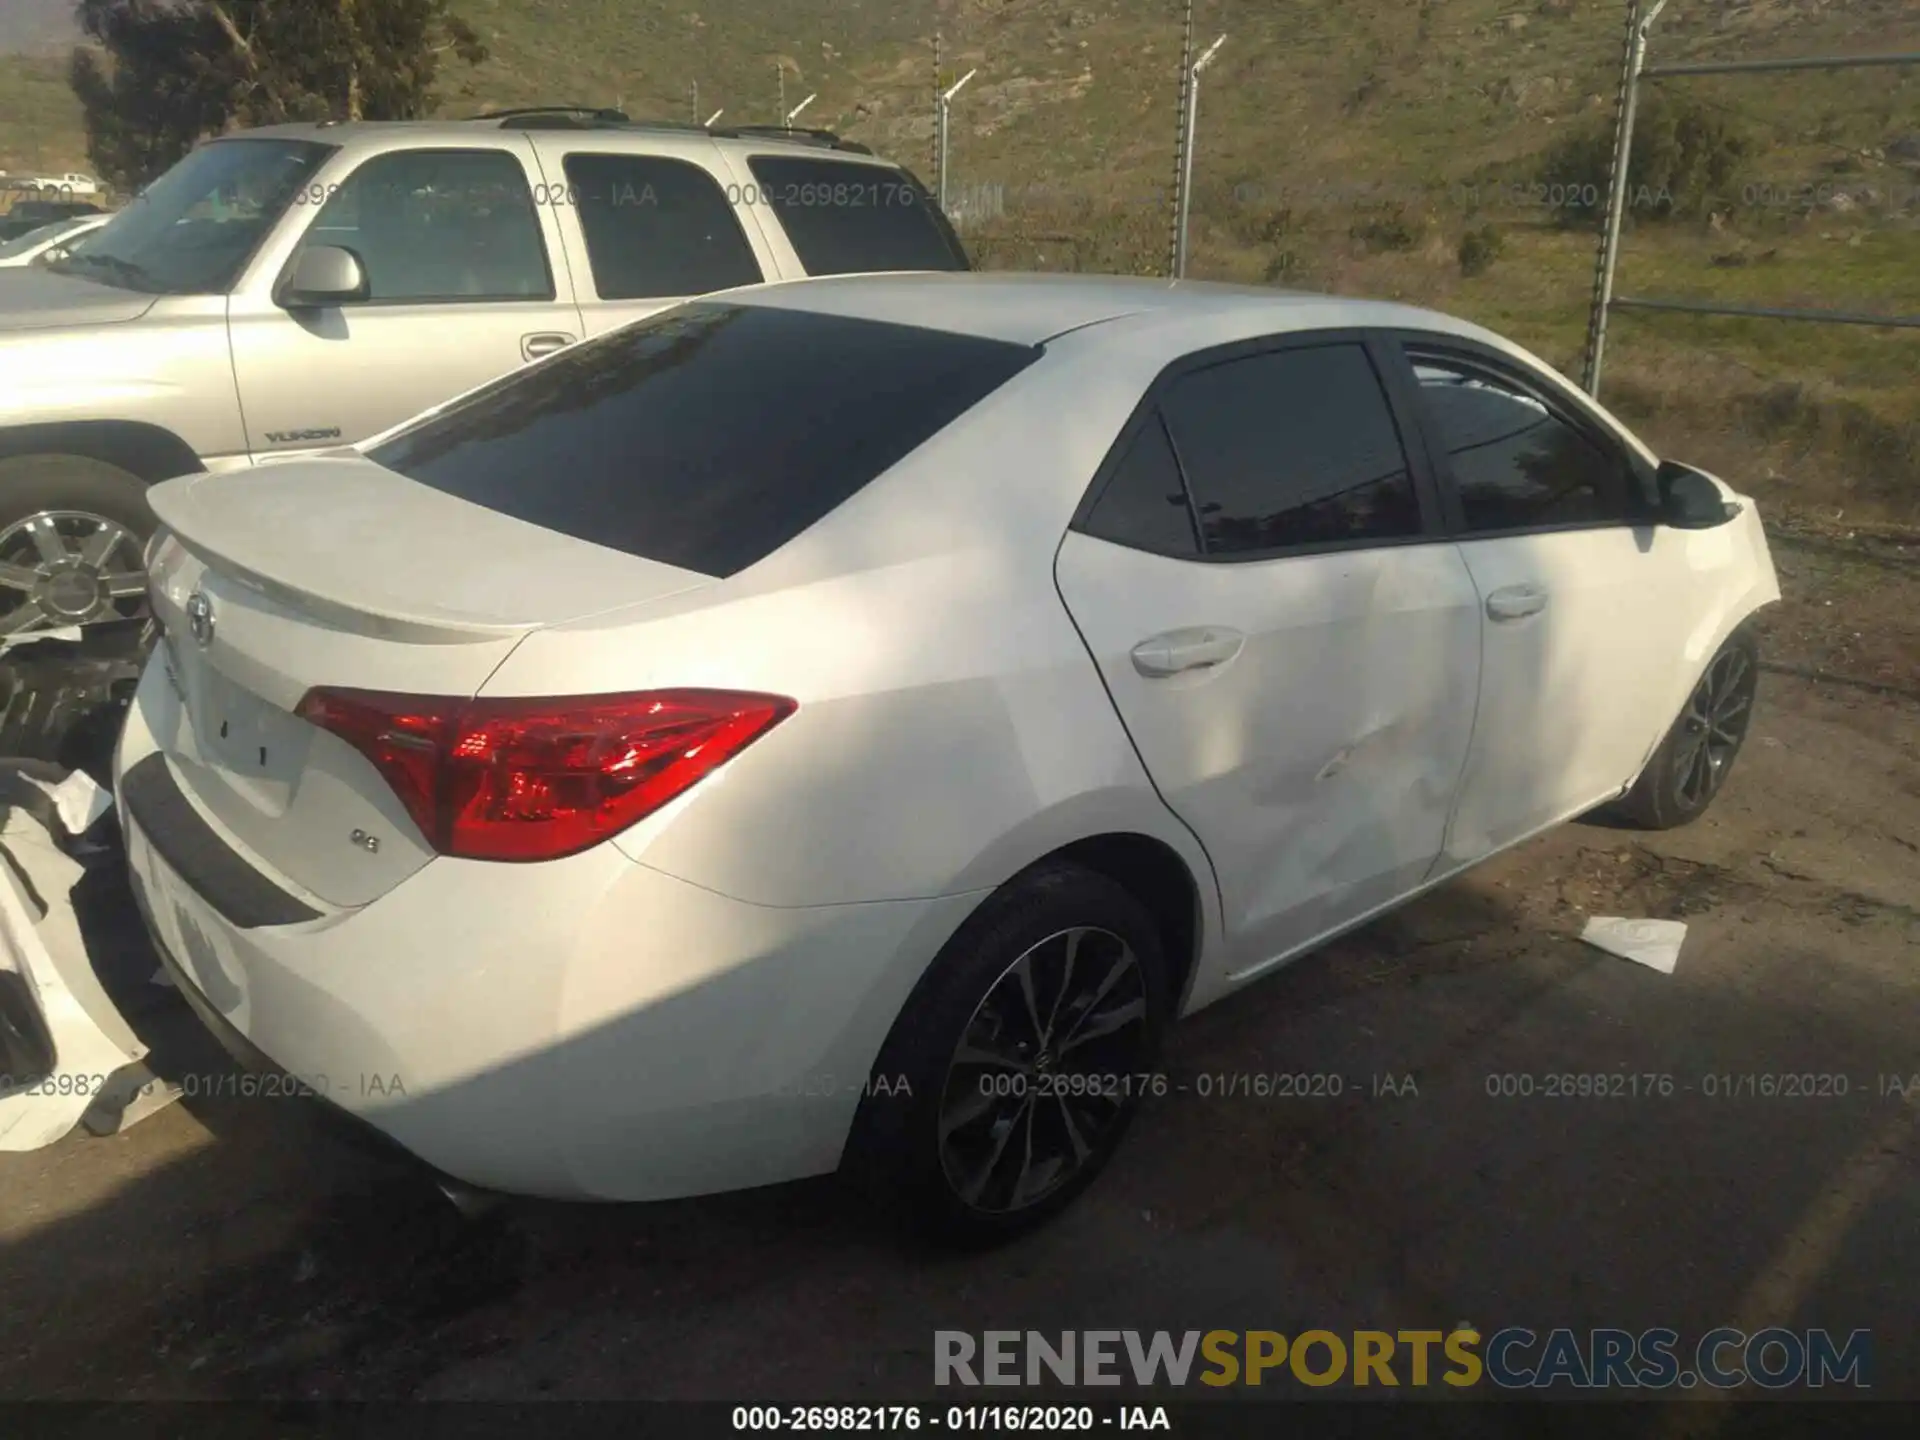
[0,108,967,637]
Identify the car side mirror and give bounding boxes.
[1658,460,1741,529]
[278,244,368,309]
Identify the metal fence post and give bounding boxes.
[1173,36,1227,279]
[938,69,977,214]
[937,101,948,206]
[1583,0,1670,397]
[1167,0,1196,276]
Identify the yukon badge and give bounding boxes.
[264,426,343,445]
[185,590,214,648]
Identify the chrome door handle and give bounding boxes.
[1130,626,1245,678]
[1486,585,1548,622]
[521,331,575,360]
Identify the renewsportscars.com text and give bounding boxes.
[934,1328,1871,1390]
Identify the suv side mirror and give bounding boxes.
[1658,460,1741,530]
[278,244,368,309]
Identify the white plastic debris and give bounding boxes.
[24,768,112,840]
[1580,916,1687,975]
[0,773,182,1150]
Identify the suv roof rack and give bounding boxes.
[709,124,874,155]
[468,105,634,127]
[459,107,875,154]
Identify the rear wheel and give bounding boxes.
[1619,627,1760,830]
[844,862,1170,1247]
[0,455,155,639]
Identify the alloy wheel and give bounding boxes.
[937,926,1149,1215]
[1673,645,1756,809]
[0,510,149,636]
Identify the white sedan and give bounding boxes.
[113,275,1779,1241]
[0,214,110,268]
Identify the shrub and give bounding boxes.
[1458,224,1505,276]
[1537,92,1758,229]
[1350,204,1427,252]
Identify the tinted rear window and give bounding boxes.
[367,301,1039,577]
[746,156,970,275]
[561,152,764,298]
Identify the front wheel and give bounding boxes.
[1618,626,1760,830]
[0,454,155,640]
[844,862,1171,1247]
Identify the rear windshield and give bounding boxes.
[746,155,970,275]
[367,301,1039,576]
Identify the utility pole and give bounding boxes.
[691,80,699,125]
[1172,33,1227,279]
[777,61,787,124]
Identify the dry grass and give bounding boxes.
[2,0,1917,520]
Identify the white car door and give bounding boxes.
[1055,334,1484,982]
[1387,338,1696,868]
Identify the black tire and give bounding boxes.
[1618,626,1760,831]
[843,861,1171,1248]
[0,454,155,634]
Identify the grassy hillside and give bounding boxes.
[0,0,80,54]
[0,53,86,175]
[2,0,1917,519]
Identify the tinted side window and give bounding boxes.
[1158,344,1423,555]
[1411,355,1647,532]
[368,302,1040,578]
[300,149,551,302]
[1083,411,1200,557]
[561,153,763,299]
[746,156,969,275]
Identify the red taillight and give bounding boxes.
[294,687,797,862]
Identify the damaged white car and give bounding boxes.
[110,276,1780,1240]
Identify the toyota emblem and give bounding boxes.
[185,590,215,648]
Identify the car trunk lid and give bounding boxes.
[141,458,714,909]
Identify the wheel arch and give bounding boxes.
[939,801,1221,1023]
[1017,832,1209,1019]
[835,823,1218,1202]
[0,421,206,486]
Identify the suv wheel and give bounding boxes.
[0,455,155,638]
[845,862,1170,1247]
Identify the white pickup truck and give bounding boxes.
[24,174,101,197]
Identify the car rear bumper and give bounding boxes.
[124,865,433,1176]
[114,662,982,1202]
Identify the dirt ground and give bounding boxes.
[0,519,1914,1411]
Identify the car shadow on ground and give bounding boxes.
[3,829,1915,1406]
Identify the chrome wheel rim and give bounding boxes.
[0,510,149,636]
[938,926,1148,1215]
[1673,646,1755,809]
